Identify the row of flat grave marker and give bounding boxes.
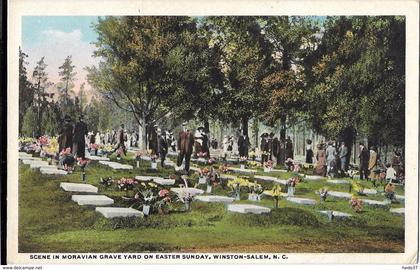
[254,175,288,185]
[389,208,404,215]
[60,182,143,218]
[85,154,110,161]
[319,210,353,220]
[21,156,69,175]
[98,160,133,170]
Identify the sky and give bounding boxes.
[21,16,101,94]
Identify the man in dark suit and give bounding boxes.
[158,130,168,167]
[149,124,159,155]
[73,115,88,158]
[359,142,370,180]
[285,136,294,160]
[238,131,250,158]
[116,124,126,155]
[177,122,194,174]
[59,115,73,153]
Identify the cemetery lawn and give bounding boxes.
[19,157,404,253]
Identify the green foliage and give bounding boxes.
[41,106,59,136]
[21,106,38,137]
[19,47,34,133]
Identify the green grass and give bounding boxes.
[18,157,404,253]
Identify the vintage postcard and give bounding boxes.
[6,0,419,266]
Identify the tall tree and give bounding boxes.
[303,16,405,151]
[204,17,273,136]
[58,55,77,118]
[32,56,52,136]
[19,47,34,133]
[260,16,319,140]
[87,16,202,149]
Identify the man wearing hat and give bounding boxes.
[58,115,74,153]
[238,131,250,158]
[260,133,269,164]
[116,124,127,155]
[149,124,159,155]
[73,115,88,158]
[177,122,194,174]
[158,129,168,168]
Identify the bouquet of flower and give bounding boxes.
[150,155,158,162]
[90,143,99,150]
[350,180,364,195]
[99,177,114,187]
[319,187,328,202]
[239,156,247,164]
[248,181,264,201]
[248,151,256,160]
[77,157,90,171]
[293,162,301,173]
[155,189,173,214]
[207,157,216,165]
[350,196,363,212]
[219,164,230,174]
[117,178,138,191]
[247,161,262,169]
[116,147,124,158]
[99,144,114,156]
[384,183,396,201]
[266,184,282,208]
[287,176,299,187]
[264,160,274,169]
[197,152,207,158]
[227,177,250,200]
[200,167,211,178]
[38,135,49,146]
[42,137,59,156]
[135,150,144,161]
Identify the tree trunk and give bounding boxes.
[252,118,259,148]
[280,114,286,141]
[240,116,249,136]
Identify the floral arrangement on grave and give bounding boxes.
[264,160,274,170]
[293,162,301,173]
[59,147,74,172]
[117,177,139,191]
[18,137,36,151]
[248,151,256,161]
[197,152,208,158]
[350,180,365,195]
[207,157,216,165]
[219,164,230,174]
[286,176,299,197]
[239,156,247,164]
[384,183,396,201]
[38,135,49,146]
[227,177,250,200]
[247,161,262,169]
[319,187,328,203]
[150,154,158,162]
[350,196,363,212]
[285,158,294,171]
[77,158,90,181]
[90,143,99,151]
[248,181,264,201]
[99,144,113,156]
[116,147,124,159]
[99,177,114,188]
[155,189,173,214]
[135,150,144,161]
[176,189,194,211]
[41,137,59,158]
[266,184,282,209]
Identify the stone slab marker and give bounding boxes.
[286,197,317,205]
[227,204,271,214]
[60,182,98,193]
[195,195,235,203]
[328,191,352,199]
[40,168,68,175]
[96,207,143,218]
[390,208,404,215]
[327,179,350,184]
[72,195,114,206]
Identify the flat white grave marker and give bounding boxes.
[328,191,352,199]
[305,175,324,181]
[390,208,404,215]
[171,187,204,197]
[361,199,391,208]
[40,168,68,175]
[286,197,317,205]
[327,179,350,184]
[60,182,98,193]
[153,178,175,186]
[227,204,270,214]
[195,195,235,203]
[96,207,142,218]
[72,195,114,206]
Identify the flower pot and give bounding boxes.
[235,190,241,201]
[151,162,157,170]
[206,185,212,193]
[240,164,245,170]
[136,160,140,168]
[198,177,206,184]
[143,205,150,216]
[264,167,271,173]
[81,171,86,182]
[248,193,257,201]
[184,201,190,211]
[287,186,295,197]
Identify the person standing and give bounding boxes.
[285,136,294,160]
[277,138,285,166]
[325,141,337,175]
[238,131,250,158]
[177,122,195,174]
[268,132,275,161]
[260,133,269,164]
[368,146,378,181]
[339,142,348,173]
[116,124,127,156]
[149,125,159,155]
[72,115,88,159]
[315,144,326,176]
[359,142,370,180]
[305,139,314,164]
[158,130,168,168]
[58,115,74,153]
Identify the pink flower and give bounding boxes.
[159,189,169,197]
